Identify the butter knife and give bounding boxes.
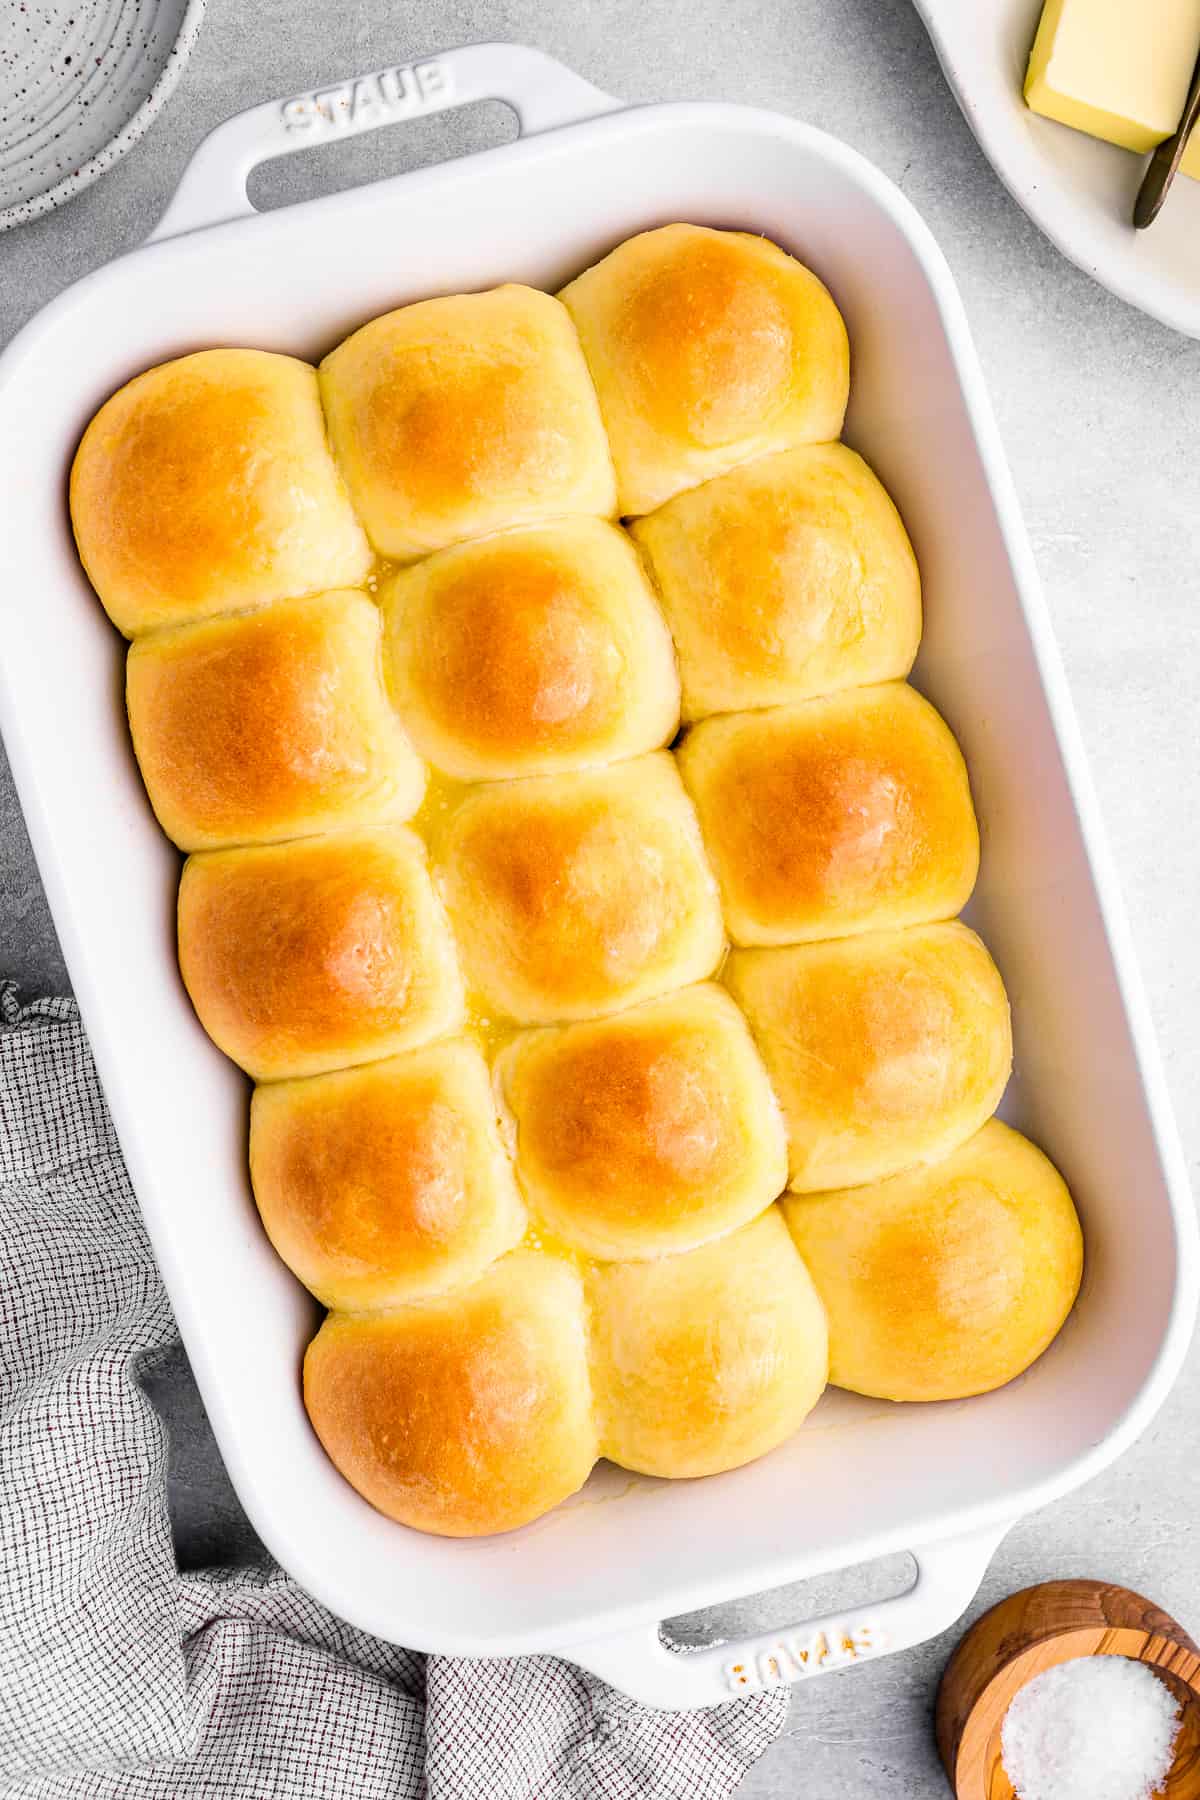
[1135,43,1200,227]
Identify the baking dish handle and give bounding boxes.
[148,43,625,243]
[559,1523,1011,1710]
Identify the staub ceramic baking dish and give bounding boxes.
[0,44,1194,1709]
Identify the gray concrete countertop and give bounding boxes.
[3,1,1199,1792]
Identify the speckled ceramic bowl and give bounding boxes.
[0,0,205,231]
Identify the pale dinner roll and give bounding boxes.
[250,1039,525,1311]
[784,1120,1083,1402]
[631,443,921,719]
[127,591,424,852]
[497,983,786,1260]
[381,519,679,781]
[319,285,616,560]
[435,753,725,1023]
[559,223,849,516]
[726,922,1012,1192]
[178,826,464,1082]
[304,1251,598,1536]
[678,683,979,947]
[71,349,370,636]
[587,1207,828,1478]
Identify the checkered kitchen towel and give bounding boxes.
[0,985,787,1798]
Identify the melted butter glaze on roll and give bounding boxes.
[382,519,678,781]
[305,1250,597,1536]
[320,285,616,560]
[436,753,725,1024]
[497,982,786,1259]
[71,349,370,636]
[178,826,464,1082]
[784,1121,1083,1401]
[251,1039,525,1311]
[560,224,849,515]
[587,1207,828,1478]
[727,921,1012,1192]
[678,683,979,947]
[127,590,424,852]
[632,443,920,719]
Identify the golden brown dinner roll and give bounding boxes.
[71,349,371,636]
[304,1250,597,1535]
[587,1208,827,1478]
[559,224,848,516]
[726,922,1012,1192]
[320,285,616,560]
[631,444,921,719]
[381,519,679,781]
[126,591,424,852]
[250,1039,525,1311]
[435,753,725,1023]
[784,1120,1083,1401]
[678,683,979,947]
[178,826,464,1081]
[496,983,786,1260]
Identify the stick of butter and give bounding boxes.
[1025,0,1200,179]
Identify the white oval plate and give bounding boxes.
[916,0,1200,337]
[0,0,205,231]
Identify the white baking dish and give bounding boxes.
[0,43,1194,1710]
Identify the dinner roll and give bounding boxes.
[587,1208,828,1478]
[250,1040,525,1311]
[381,519,679,781]
[304,1251,597,1536]
[678,683,979,947]
[71,350,370,636]
[435,753,724,1023]
[497,983,786,1260]
[784,1121,1083,1401]
[726,922,1012,1191]
[631,444,921,719]
[127,591,424,852]
[178,826,464,1081]
[320,285,616,560]
[559,223,848,516]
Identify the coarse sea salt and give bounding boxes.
[1000,1654,1181,1800]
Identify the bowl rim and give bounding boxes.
[0,0,207,234]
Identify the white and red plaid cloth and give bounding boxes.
[0,986,787,1798]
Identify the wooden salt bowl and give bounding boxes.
[935,1580,1200,1798]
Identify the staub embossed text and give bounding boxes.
[723,1621,886,1694]
[280,62,454,135]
